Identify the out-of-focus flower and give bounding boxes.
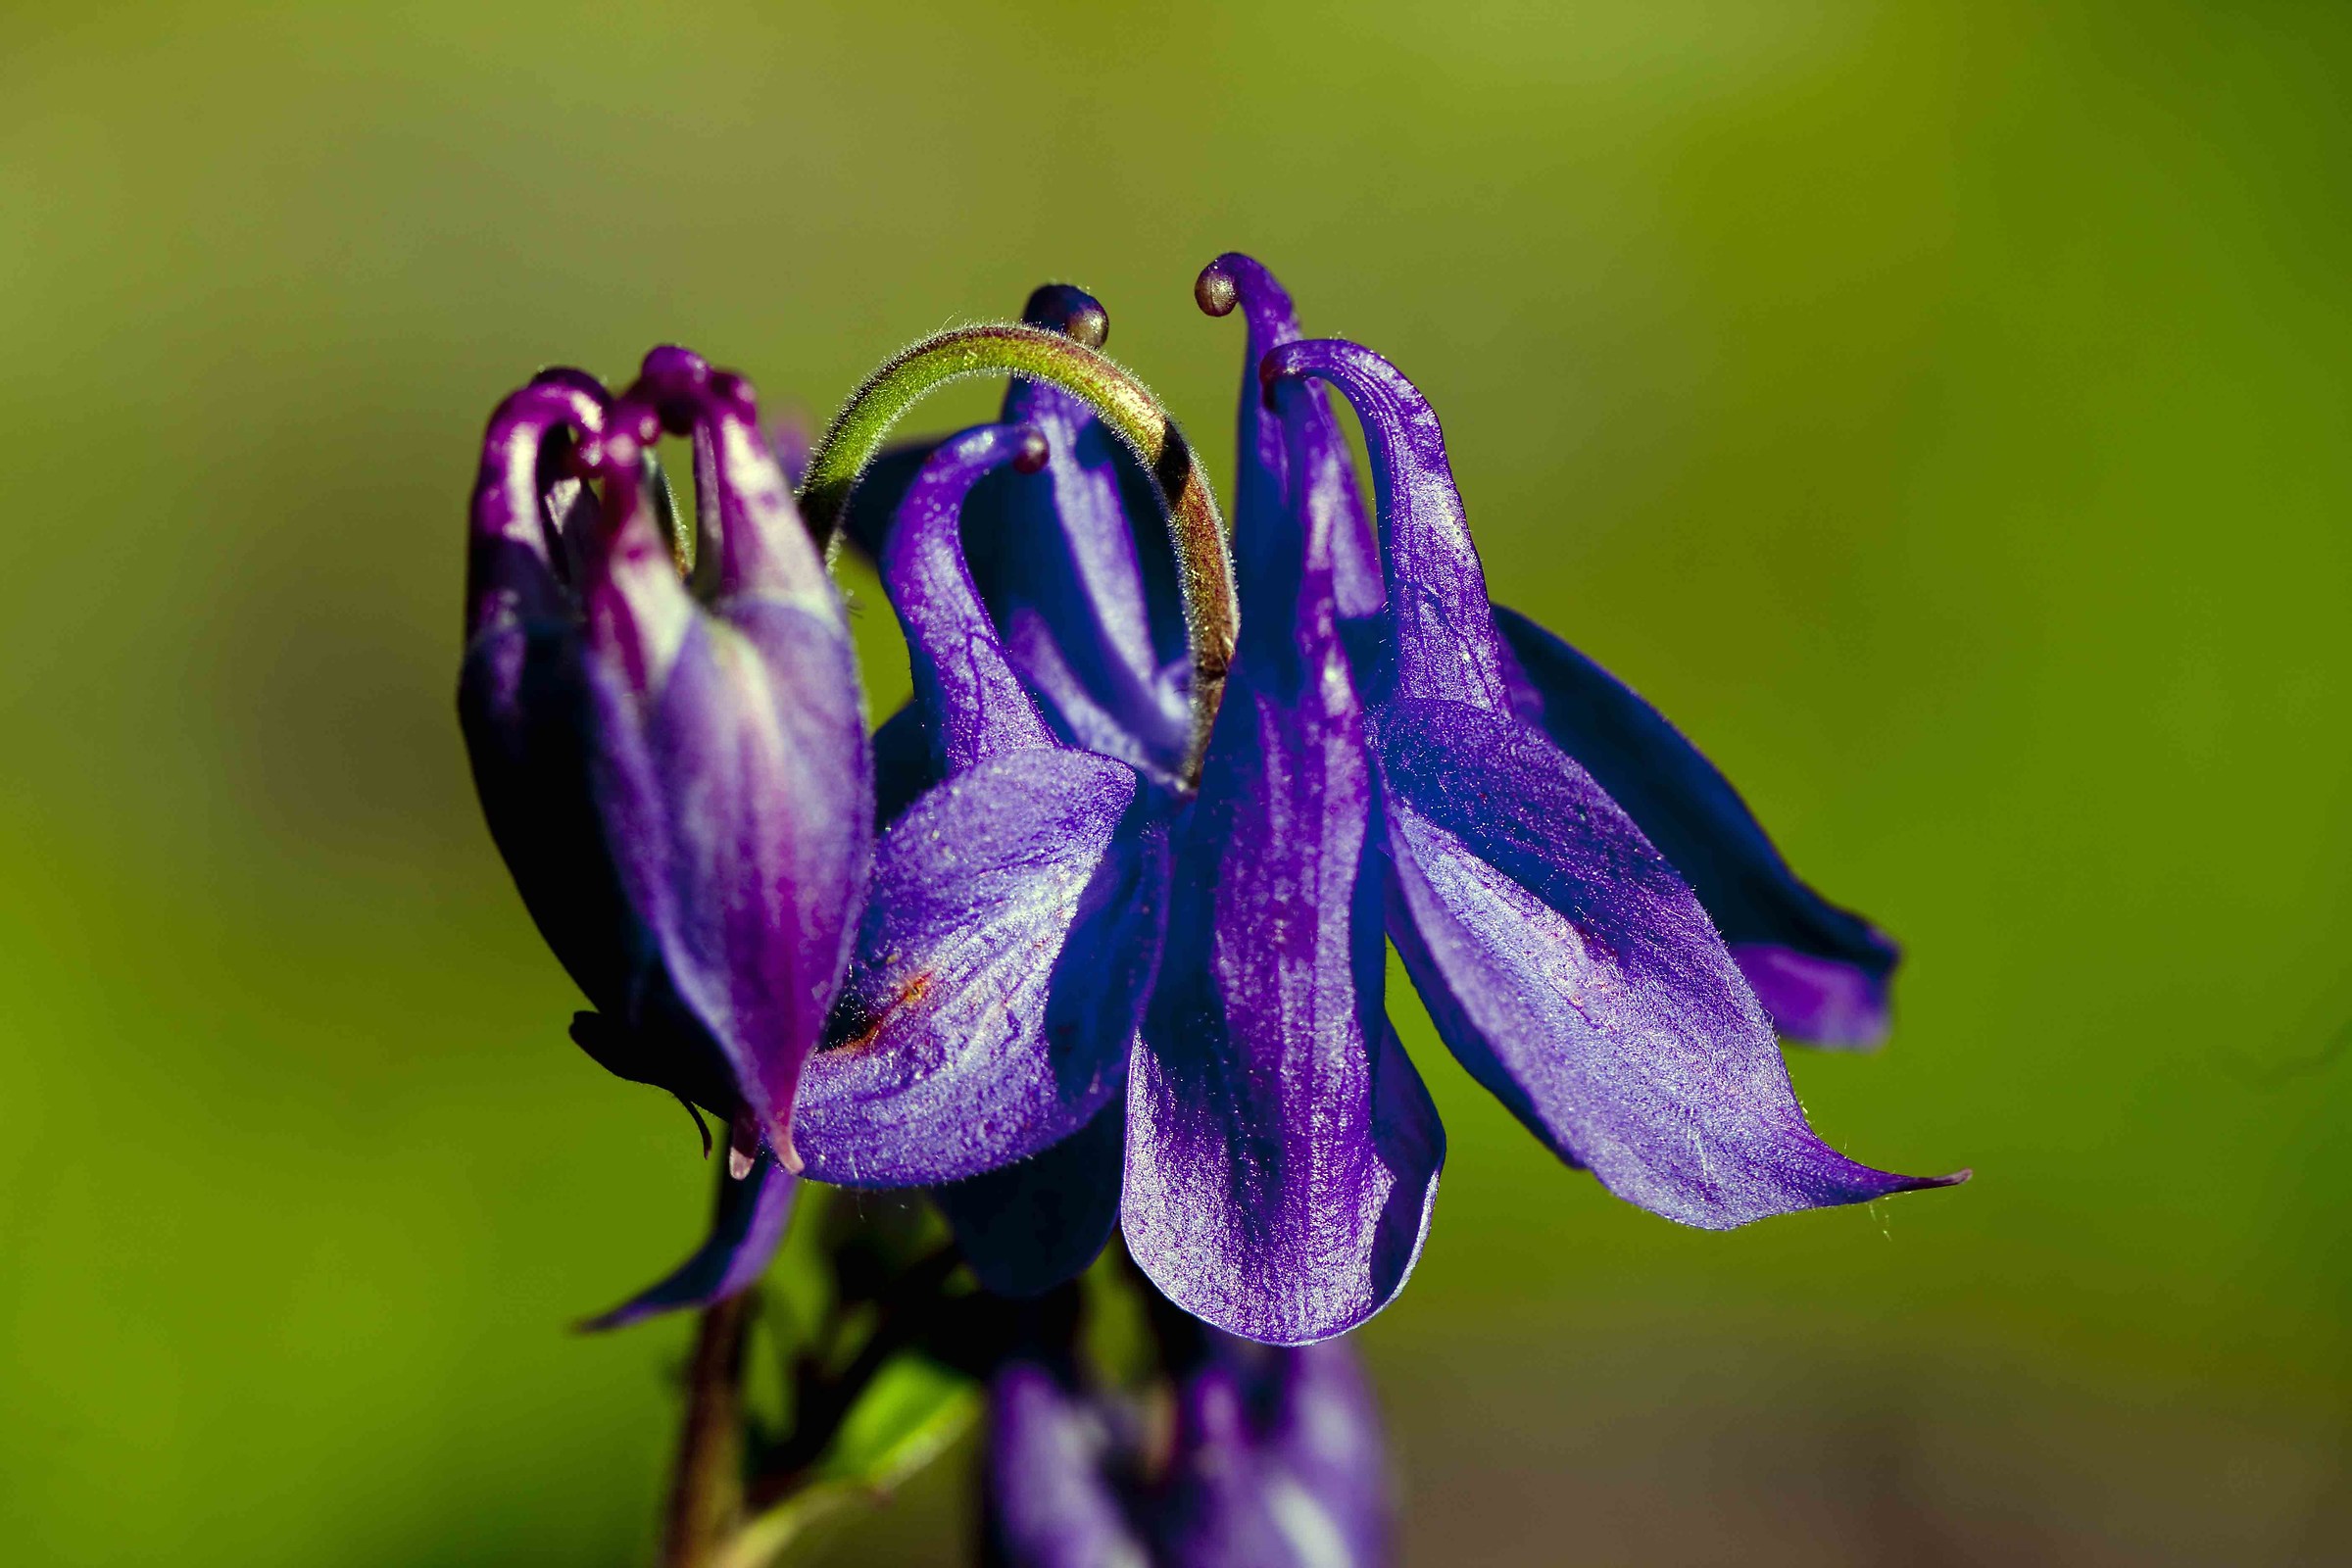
[459,347,871,1327]
[987,1331,1391,1568]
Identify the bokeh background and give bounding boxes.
[4,2,2347,1562]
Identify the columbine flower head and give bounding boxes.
[813,261,1957,1346]
[459,347,871,1326]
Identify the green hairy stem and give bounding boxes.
[801,322,1237,785]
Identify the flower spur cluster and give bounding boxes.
[459,257,1959,1345]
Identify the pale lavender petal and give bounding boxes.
[1196,253,1382,622]
[794,749,1165,1188]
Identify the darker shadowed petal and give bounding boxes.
[934,1100,1126,1298]
[578,1149,798,1332]
[868,699,940,831]
[1493,604,1897,1048]
[793,747,1166,1188]
[460,375,655,1039]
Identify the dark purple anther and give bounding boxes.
[459,345,872,1327]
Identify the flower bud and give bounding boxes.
[459,347,872,1323]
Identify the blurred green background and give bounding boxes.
[3,1,2347,1562]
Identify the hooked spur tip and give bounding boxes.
[1021,282,1110,349]
[579,401,658,477]
[1011,425,1051,474]
[1195,262,1239,318]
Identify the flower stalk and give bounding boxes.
[662,1287,755,1568]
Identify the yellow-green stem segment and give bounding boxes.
[800,322,1237,787]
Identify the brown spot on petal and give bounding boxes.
[833,971,937,1056]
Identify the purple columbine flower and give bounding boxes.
[459,347,871,1328]
[987,1332,1392,1568]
